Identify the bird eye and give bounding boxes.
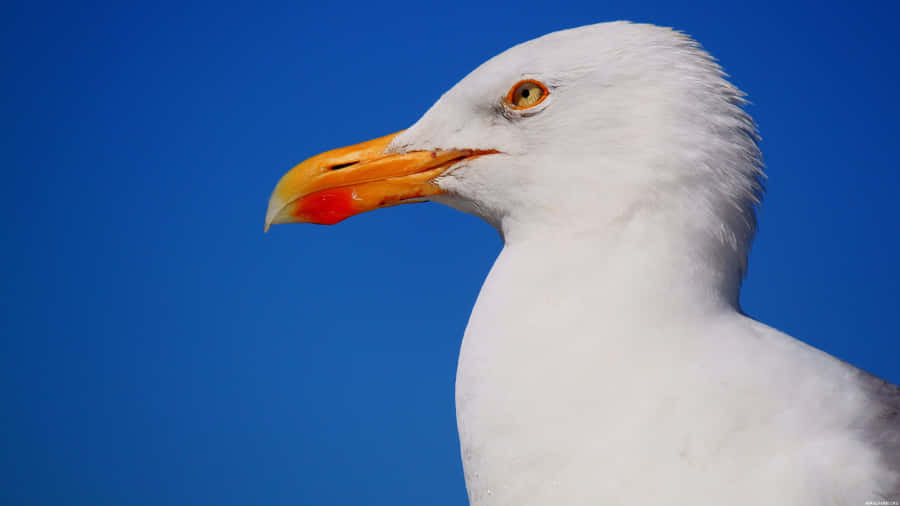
[505,80,548,109]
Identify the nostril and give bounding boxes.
[330,162,357,171]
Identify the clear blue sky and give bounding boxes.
[3,1,899,504]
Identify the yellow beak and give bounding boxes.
[265,131,497,230]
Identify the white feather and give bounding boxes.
[388,21,898,505]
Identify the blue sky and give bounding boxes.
[3,1,899,504]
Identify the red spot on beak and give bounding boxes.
[295,187,359,225]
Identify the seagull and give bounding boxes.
[265,21,899,506]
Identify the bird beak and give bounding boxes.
[265,131,496,230]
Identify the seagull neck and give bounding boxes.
[455,215,747,505]
[497,215,745,315]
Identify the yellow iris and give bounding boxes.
[507,80,547,109]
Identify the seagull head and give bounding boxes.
[266,21,763,269]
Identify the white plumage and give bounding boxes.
[386,22,899,505]
[269,20,900,505]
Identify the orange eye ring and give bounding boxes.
[505,79,549,110]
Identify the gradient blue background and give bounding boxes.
[3,1,899,504]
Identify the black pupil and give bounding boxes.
[521,88,530,98]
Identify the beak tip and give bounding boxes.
[265,194,286,234]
